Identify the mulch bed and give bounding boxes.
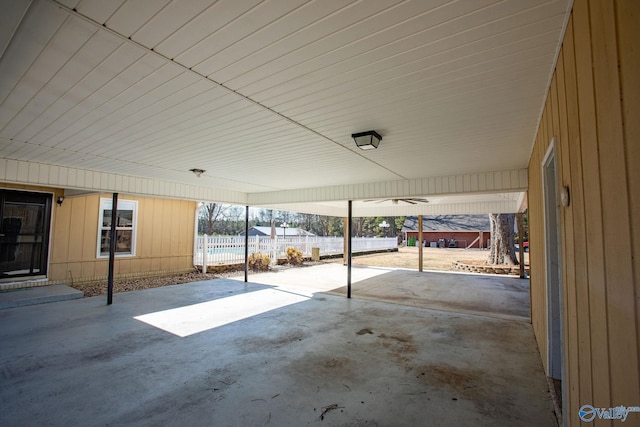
[70,261,327,297]
[71,271,232,297]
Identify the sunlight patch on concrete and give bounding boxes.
[134,288,310,337]
[232,263,395,293]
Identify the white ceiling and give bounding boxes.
[0,0,571,215]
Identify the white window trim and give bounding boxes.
[97,198,138,258]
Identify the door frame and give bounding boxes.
[541,139,566,418]
[0,187,54,282]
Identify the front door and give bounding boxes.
[0,189,52,280]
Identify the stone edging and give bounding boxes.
[453,261,530,276]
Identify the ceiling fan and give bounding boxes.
[363,198,429,205]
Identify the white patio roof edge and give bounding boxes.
[1,158,526,216]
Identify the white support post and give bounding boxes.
[272,235,278,264]
[202,234,208,274]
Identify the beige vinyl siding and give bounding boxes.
[619,0,640,419]
[528,0,640,424]
[0,184,197,285]
[49,194,197,284]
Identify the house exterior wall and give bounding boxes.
[405,231,490,248]
[1,183,197,285]
[528,0,639,424]
[51,193,197,284]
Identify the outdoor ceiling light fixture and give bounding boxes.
[189,168,206,178]
[352,130,382,150]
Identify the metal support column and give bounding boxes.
[418,214,423,272]
[107,193,118,305]
[518,212,525,278]
[244,205,249,283]
[343,217,348,266]
[347,200,352,298]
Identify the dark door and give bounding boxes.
[0,190,52,280]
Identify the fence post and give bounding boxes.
[202,234,208,274]
[273,235,278,263]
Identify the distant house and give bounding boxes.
[402,215,490,248]
[241,226,315,237]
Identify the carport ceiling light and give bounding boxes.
[352,130,382,150]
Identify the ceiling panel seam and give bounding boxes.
[1,13,97,133]
[0,0,34,62]
[45,0,407,181]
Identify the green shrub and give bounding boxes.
[286,247,304,265]
[248,252,271,271]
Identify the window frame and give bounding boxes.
[97,198,138,258]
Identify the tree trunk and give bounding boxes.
[487,213,518,265]
[355,217,364,237]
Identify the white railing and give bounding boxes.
[194,235,397,267]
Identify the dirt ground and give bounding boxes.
[71,247,529,297]
[342,246,499,270]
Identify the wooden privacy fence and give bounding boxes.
[194,235,397,268]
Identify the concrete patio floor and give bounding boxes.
[238,264,530,321]
[0,266,555,426]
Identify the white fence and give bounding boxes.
[194,235,397,268]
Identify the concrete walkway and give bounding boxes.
[0,284,83,309]
[0,267,554,426]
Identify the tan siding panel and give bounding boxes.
[42,193,197,282]
[129,258,141,274]
[138,196,154,258]
[163,200,173,256]
[51,199,71,262]
[48,262,67,282]
[573,0,612,408]
[530,0,639,420]
[615,0,640,400]
[139,256,151,274]
[67,261,82,283]
[150,256,162,272]
[169,200,180,257]
[118,258,131,275]
[563,14,594,416]
[67,197,86,261]
[555,52,581,422]
[82,195,99,259]
[590,0,640,406]
[81,260,96,279]
[151,199,162,257]
[529,101,547,370]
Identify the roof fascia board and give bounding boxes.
[1,159,526,215]
[247,169,528,206]
[0,159,247,204]
[352,200,519,216]
[262,199,521,218]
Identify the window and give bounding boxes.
[97,198,137,258]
